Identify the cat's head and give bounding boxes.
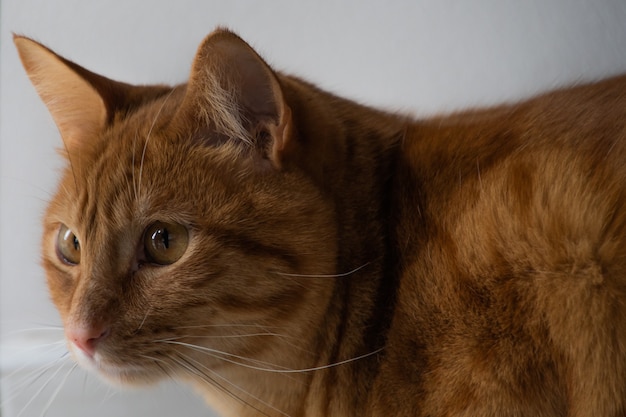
[15,29,337,386]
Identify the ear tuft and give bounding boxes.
[14,35,107,151]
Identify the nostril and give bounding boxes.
[67,324,110,358]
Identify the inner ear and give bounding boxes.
[177,29,293,168]
[232,45,282,121]
[14,35,107,150]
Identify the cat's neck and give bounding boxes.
[281,74,405,295]
[197,77,408,417]
[281,76,407,414]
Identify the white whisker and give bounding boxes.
[39,362,78,417]
[100,386,118,406]
[156,330,317,357]
[169,355,246,407]
[4,326,64,334]
[156,332,291,341]
[173,323,289,330]
[2,352,70,401]
[15,358,68,417]
[138,354,175,380]
[132,130,139,202]
[137,87,177,198]
[136,305,152,332]
[161,339,383,374]
[275,262,371,278]
[161,340,294,371]
[3,342,67,378]
[175,353,292,417]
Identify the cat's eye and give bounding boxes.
[143,221,189,265]
[57,224,81,265]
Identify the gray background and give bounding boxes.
[3,0,626,416]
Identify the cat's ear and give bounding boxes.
[177,29,293,168]
[13,35,108,151]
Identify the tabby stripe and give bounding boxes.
[215,285,305,315]
[208,226,300,271]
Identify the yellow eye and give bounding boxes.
[57,224,81,265]
[144,221,189,265]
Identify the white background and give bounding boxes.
[2,1,626,416]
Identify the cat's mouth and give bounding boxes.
[70,344,161,385]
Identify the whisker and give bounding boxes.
[60,134,79,192]
[1,361,58,407]
[160,340,294,371]
[39,362,78,417]
[137,354,175,380]
[161,339,383,374]
[81,369,90,398]
[173,323,290,331]
[3,349,69,388]
[156,331,293,341]
[1,176,56,199]
[136,305,153,332]
[132,130,138,202]
[138,87,178,198]
[157,330,317,357]
[3,344,67,382]
[169,354,250,409]
[101,384,119,406]
[5,326,64,334]
[200,332,291,341]
[175,352,286,417]
[275,262,371,279]
[15,358,68,417]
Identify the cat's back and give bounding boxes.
[373,74,626,416]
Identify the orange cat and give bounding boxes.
[14,29,626,417]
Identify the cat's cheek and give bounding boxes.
[43,267,75,316]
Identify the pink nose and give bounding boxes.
[67,324,110,358]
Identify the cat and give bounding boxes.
[14,28,626,417]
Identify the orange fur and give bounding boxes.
[15,29,626,416]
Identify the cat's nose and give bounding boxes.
[67,324,110,358]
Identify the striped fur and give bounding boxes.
[16,29,626,416]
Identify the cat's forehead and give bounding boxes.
[63,115,244,225]
[112,88,184,138]
[53,83,261,235]
[105,86,233,160]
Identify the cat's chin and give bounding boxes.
[71,347,162,387]
[98,368,161,387]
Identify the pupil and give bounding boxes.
[152,228,170,250]
[73,236,80,251]
[162,228,169,249]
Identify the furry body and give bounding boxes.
[15,30,626,416]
